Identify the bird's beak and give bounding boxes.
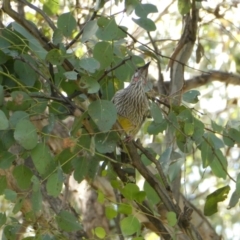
[138,61,150,77]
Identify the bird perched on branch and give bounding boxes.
[112,62,150,140]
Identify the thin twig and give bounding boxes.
[66,10,98,50]
[18,0,57,30]
[133,139,170,190]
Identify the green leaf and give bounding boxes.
[228,190,240,209]
[178,0,191,15]
[79,58,100,73]
[143,180,160,205]
[81,20,98,43]
[57,12,77,37]
[132,17,156,31]
[56,210,82,232]
[43,0,59,15]
[113,58,135,81]
[95,132,118,153]
[0,151,15,169]
[120,216,140,236]
[7,91,32,111]
[184,122,194,136]
[204,185,230,216]
[14,60,37,86]
[31,189,42,212]
[166,211,177,227]
[4,189,17,201]
[0,110,9,130]
[88,100,117,132]
[96,17,120,41]
[204,132,224,149]
[0,176,7,195]
[150,102,163,123]
[105,205,118,219]
[168,158,184,182]
[211,120,223,133]
[0,51,9,65]
[94,227,106,239]
[200,141,214,168]
[52,28,64,45]
[9,111,29,128]
[31,143,56,177]
[121,183,139,200]
[80,76,100,94]
[13,197,24,214]
[125,0,139,15]
[209,150,227,179]
[223,129,235,147]
[72,157,90,183]
[93,42,114,69]
[55,148,75,174]
[0,213,7,228]
[13,165,33,190]
[135,3,158,18]
[118,203,132,215]
[228,128,240,144]
[236,173,240,193]
[0,85,4,106]
[182,90,200,103]
[46,170,63,197]
[45,49,64,65]
[147,120,167,135]
[14,119,38,150]
[64,71,78,80]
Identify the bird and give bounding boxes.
[112,62,150,141]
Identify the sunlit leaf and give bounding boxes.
[94,227,106,239]
[166,211,177,227]
[204,186,230,216]
[178,0,191,15]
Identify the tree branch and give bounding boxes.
[183,71,240,91]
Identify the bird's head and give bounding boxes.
[130,62,150,86]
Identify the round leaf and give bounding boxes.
[46,49,64,65]
[94,227,106,239]
[166,211,177,227]
[120,216,141,236]
[93,42,114,69]
[14,119,38,150]
[13,165,33,190]
[88,100,117,132]
[57,12,77,37]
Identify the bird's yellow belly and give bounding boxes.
[117,115,136,135]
